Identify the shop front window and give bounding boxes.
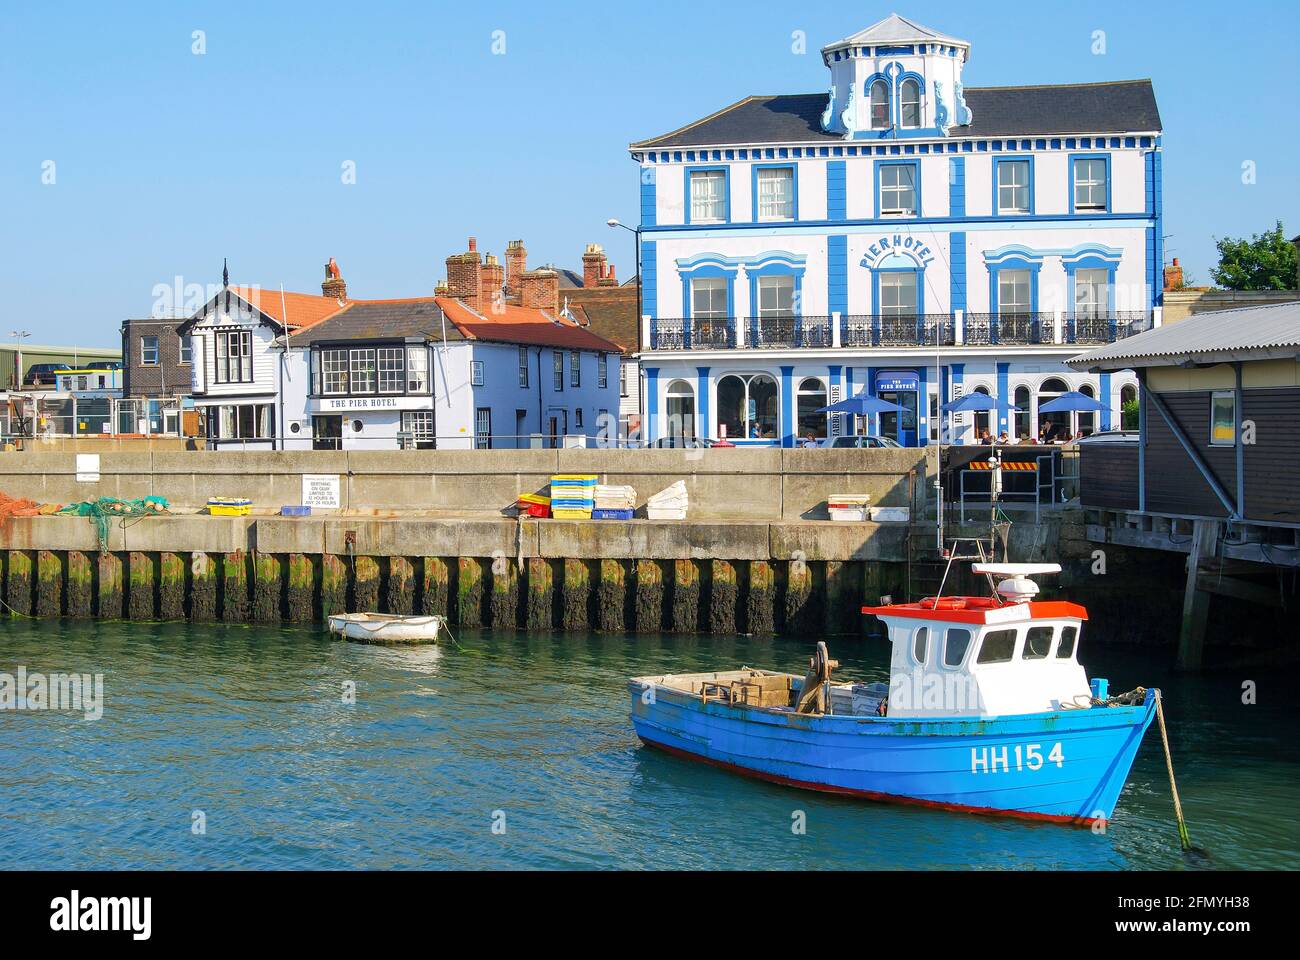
[665,380,696,440]
[716,373,779,442]
[796,377,828,443]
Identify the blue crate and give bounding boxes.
[281,505,312,517]
[591,508,634,521]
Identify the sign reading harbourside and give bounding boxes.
[302,474,342,510]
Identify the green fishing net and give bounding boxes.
[57,497,169,550]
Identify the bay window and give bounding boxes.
[378,347,404,393]
[406,346,429,393]
[349,349,376,394]
[213,329,252,383]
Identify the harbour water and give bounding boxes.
[1,620,1296,870]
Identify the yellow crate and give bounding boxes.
[552,509,593,520]
[208,504,251,517]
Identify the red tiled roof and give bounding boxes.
[231,286,348,331]
[434,297,623,352]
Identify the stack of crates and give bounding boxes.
[516,492,551,518]
[549,475,597,519]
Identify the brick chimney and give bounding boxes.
[1163,257,1184,292]
[582,243,608,288]
[519,268,561,315]
[598,263,618,288]
[322,257,347,300]
[505,240,527,303]
[445,237,482,312]
[481,253,505,315]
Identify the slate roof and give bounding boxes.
[630,80,1161,149]
[828,14,968,50]
[1069,301,1300,371]
[289,299,464,346]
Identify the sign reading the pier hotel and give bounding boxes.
[311,395,429,412]
[302,474,341,510]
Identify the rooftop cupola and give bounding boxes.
[820,13,972,140]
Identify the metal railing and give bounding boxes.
[647,311,1151,350]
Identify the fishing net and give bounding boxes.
[0,492,42,519]
[57,497,169,550]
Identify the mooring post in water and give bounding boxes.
[128,552,156,621]
[387,557,415,617]
[223,552,249,623]
[420,557,448,618]
[597,558,627,633]
[746,561,776,635]
[66,551,93,619]
[1154,690,1193,851]
[95,552,122,619]
[489,556,519,630]
[561,558,589,631]
[785,558,814,634]
[525,557,553,630]
[159,552,186,621]
[253,553,282,623]
[671,559,699,633]
[320,554,347,618]
[1176,519,1218,672]
[353,556,380,614]
[190,552,217,622]
[286,554,315,622]
[634,559,664,633]
[6,550,34,617]
[456,557,482,627]
[36,550,63,619]
[708,560,738,635]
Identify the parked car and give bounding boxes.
[651,436,735,449]
[818,435,903,449]
[85,360,123,371]
[22,363,72,388]
[1075,430,1139,444]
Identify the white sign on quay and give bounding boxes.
[302,474,342,509]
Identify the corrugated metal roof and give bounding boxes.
[1069,301,1300,370]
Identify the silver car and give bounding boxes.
[817,435,903,449]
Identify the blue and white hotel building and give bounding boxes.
[630,14,1158,446]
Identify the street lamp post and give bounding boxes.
[607,219,645,447]
[9,329,30,390]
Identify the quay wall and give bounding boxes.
[0,449,927,521]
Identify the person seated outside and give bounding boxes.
[997,431,1010,444]
[977,428,993,445]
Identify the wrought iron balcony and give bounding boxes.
[646,312,1151,351]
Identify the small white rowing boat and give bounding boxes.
[327,613,447,645]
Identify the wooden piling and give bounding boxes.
[488,557,519,630]
[353,556,380,614]
[420,557,448,618]
[671,559,699,633]
[66,551,93,619]
[387,557,415,616]
[36,550,63,618]
[253,553,282,623]
[634,559,664,633]
[525,557,553,630]
[708,560,737,635]
[222,551,249,623]
[823,560,854,635]
[159,552,186,621]
[597,559,627,633]
[190,552,217,622]
[784,559,814,635]
[320,554,347,619]
[746,561,776,635]
[561,558,590,630]
[456,557,482,627]
[6,550,34,617]
[128,552,156,621]
[286,554,316,622]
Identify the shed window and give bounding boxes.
[912,626,929,666]
[943,628,972,668]
[976,629,1017,664]
[1024,626,1054,660]
[1210,391,1236,446]
[1057,625,1078,659]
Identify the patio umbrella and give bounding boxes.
[943,392,1001,413]
[1037,391,1107,413]
[817,394,906,415]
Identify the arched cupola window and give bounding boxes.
[869,79,890,129]
[900,78,922,128]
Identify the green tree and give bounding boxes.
[1210,221,1297,290]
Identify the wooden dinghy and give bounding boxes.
[327,613,447,646]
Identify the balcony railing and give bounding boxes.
[647,311,1154,351]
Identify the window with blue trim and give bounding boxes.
[755,167,795,221]
[879,162,918,216]
[691,278,728,318]
[1073,268,1111,318]
[869,79,890,130]
[688,168,727,223]
[998,270,1032,313]
[756,276,795,317]
[1072,157,1108,212]
[900,78,921,128]
[879,272,918,315]
[996,159,1031,214]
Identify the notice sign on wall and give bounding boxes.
[75,454,101,483]
[302,474,341,510]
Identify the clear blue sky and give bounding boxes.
[2,0,1297,347]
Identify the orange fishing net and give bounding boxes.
[0,492,43,519]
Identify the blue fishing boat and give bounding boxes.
[629,559,1158,826]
